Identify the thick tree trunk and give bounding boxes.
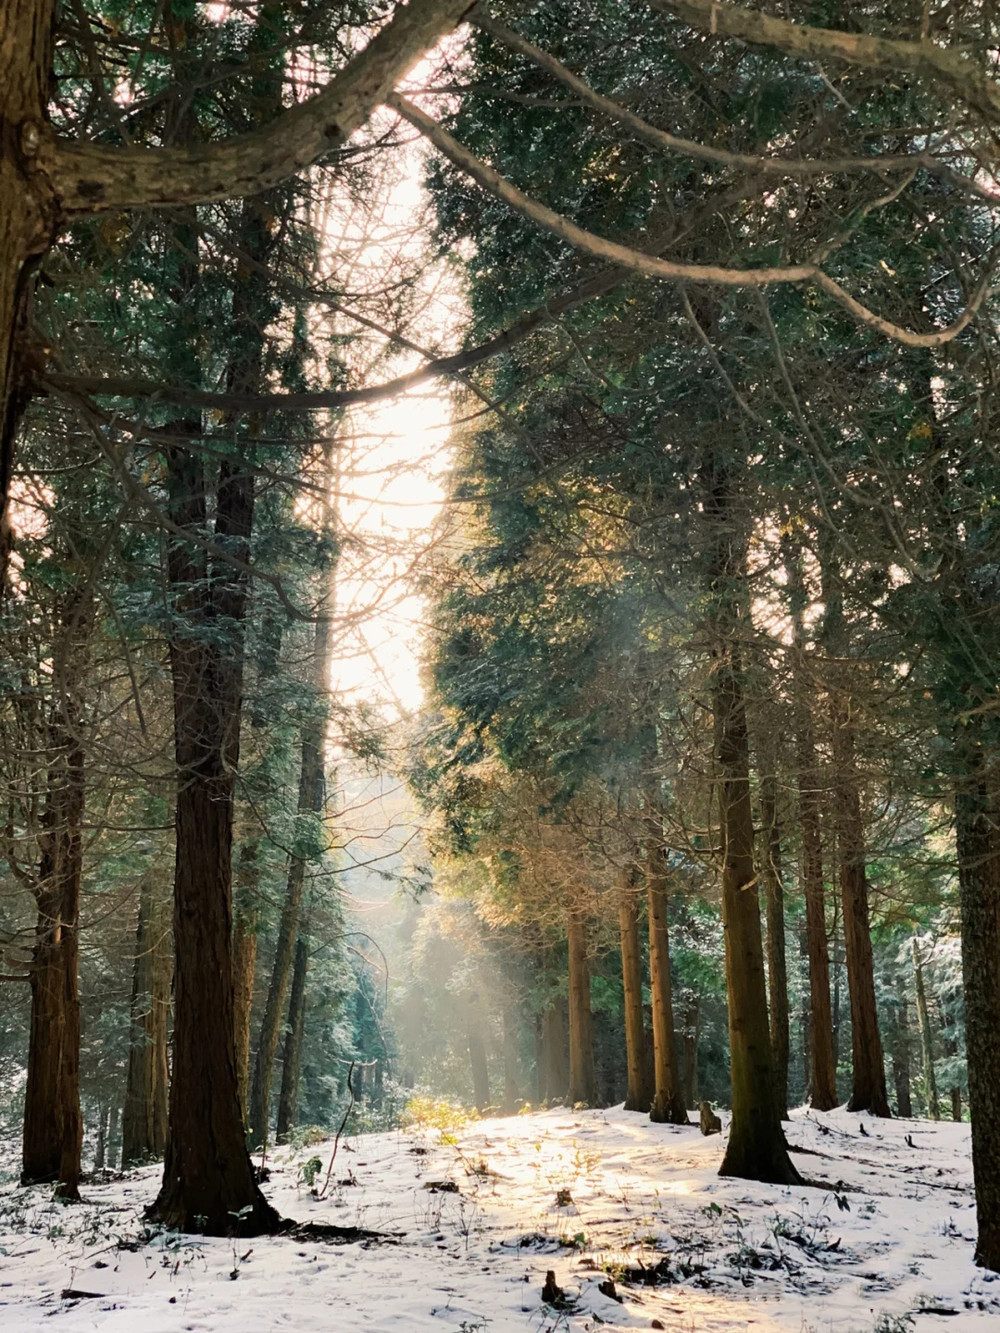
[0,0,57,576]
[912,935,940,1120]
[645,799,688,1125]
[541,997,569,1101]
[705,462,798,1185]
[275,924,310,1143]
[566,912,595,1105]
[785,541,837,1110]
[21,586,91,1199]
[149,300,274,1231]
[892,995,913,1118]
[618,867,651,1112]
[758,760,789,1119]
[955,742,1000,1270]
[122,871,171,1165]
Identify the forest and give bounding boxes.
[1,2,1000,1331]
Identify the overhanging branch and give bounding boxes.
[37,0,473,215]
[388,92,994,348]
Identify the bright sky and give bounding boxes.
[321,100,461,721]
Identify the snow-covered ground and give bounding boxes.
[0,1105,995,1332]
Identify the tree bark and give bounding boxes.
[785,539,837,1110]
[704,460,798,1185]
[248,421,335,1146]
[954,739,1000,1270]
[232,851,258,1122]
[147,203,274,1228]
[566,912,595,1105]
[38,0,472,216]
[541,996,569,1101]
[823,555,890,1118]
[21,585,91,1199]
[758,755,789,1118]
[832,721,890,1116]
[121,870,171,1165]
[892,995,912,1118]
[912,935,940,1120]
[644,795,689,1125]
[275,923,310,1143]
[682,994,700,1109]
[0,0,57,579]
[618,867,652,1112]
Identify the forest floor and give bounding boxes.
[0,1104,995,1333]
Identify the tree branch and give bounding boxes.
[37,0,473,215]
[388,92,994,348]
[472,9,980,190]
[40,262,631,410]
[649,0,1000,125]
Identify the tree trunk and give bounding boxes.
[467,1014,491,1111]
[541,997,569,1101]
[705,460,799,1185]
[148,221,275,1228]
[122,871,171,1165]
[682,994,700,1109]
[758,758,789,1119]
[0,0,57,577]
[785,540,837,1111]
[892,995,913,1118]
[232,835,260,1120]
[275,929,309,1143]
[566,912,595,1105]
[645,797,688,1125]
[248,439,335,1149]
[912,935,939,1120]
[618,866,651,1112]
[833,724,890,1117]
[954,741,1000,1270]
[21,586,91,1199]
[502,1004,520,1112]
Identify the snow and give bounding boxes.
[0,1106,996,1332]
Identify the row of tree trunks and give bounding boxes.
[21,583,93,1198]
[121,869,171,1165]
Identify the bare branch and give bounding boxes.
[472,9,981,192]
[388,92,994,348]
[650,0,1000,125]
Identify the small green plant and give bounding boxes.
[299,1156,324,1188]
